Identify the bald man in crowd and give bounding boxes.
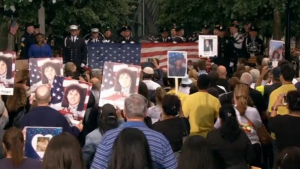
[217,66,229,91]
[19,85,83,136]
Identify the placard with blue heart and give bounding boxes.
[25,127,62,160]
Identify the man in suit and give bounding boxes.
[156,28,172,43]
[20,23,35,59]
[117,25,139,43]
[63,25,88,71]
[204,39,212,51]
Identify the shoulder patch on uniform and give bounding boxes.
[21,37,25,41]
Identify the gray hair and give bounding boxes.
[124,94,148,119]
[249,69,260,83]
[240,72,253,85]
[262,58,270,66]
[91,69,102,79]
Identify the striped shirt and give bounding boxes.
[91,121,177,169]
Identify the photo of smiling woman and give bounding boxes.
[0,55,14,88]
[41,61,61,85]
[114,68,137,96]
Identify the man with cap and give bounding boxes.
[34,24,40,35]
[63,24,88,71]
[87,28,102,43]
[169,54,186,77]
[174,24,188,43]
[102,26,115,43]
[170,24,177,41]
[20,22,35,59]
[156,28,172,43]
[201,24,210,35]
[117,25,138,43]
[142,67,161,90]
[230,23,244,58]
[216,25,234,76]
[242,26,264,60]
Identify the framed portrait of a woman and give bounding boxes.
[99,62,141,109]
[0,51,15,95]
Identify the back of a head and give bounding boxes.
[277,147,300,169]
[188,69,198,80]
[168,78,182,88]
[249,69,260,83]
[208,71,219,84]
[278,60,289,68]
[64,62,77,72]
[238,58,247,66]
[219,104,241,142]
[124,94,148,119]
[197,59,206,70]
[35,85,51,104]
[281,64,295,82]
[155,87,166,105]
[109,128,153,169]
[217,66,227,77]
[189,85,198,95]
[240,72,253,86]
[178,135,214,169]
[138,82,151,107]
[234,84,251,116]
[207,87,218,98]
[228,77,240,91]
[43,132,84,169]
[286,91,300,112]
[256,55,264,66]
[236,65,246,72]
[99,104,119,134]
[91,69,102,79]
[3,127,24,167]
[197,74,210,90]
[210,64,218,72]
[162,94,181,116]
[261,58,270,66]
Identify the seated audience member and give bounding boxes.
[142,67,161,90]
[217,66,229,91]
[152,94,190,152]
[269,91,300,154]
[178,135,214,169]
[108,128,153,169]
[276,147,300,169]
[19,85,82,137]
[0,127,42,169]
[148,87,165,124]
[83,104,119,168]
[91,94,177,169]
[207,105,255,168]
[43,132,84,169]
[219,77,240,105]
[208,71,226,95]
[167,78,188,103]
[179,75,193,95]
[182,74,221,137]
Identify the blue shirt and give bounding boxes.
[91,121,177,169]
[28,44,52,58]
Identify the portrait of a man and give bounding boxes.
[204,39,213,52]
[61,84,87,112]
[168,52,187,77]
[41,61,61,85]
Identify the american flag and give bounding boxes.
[141,43,211,70]
[87,43,141,69]
[50,75,65,104]
[101,62,114,90]
[29,59,42,85]
[9,21,19,35]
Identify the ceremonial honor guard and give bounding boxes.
[20,23,35,59]
[87,28,102,43]
[174,25,187,43]
[230,23,244,58]
[170,24,177,41]
[217,25,234,75]
[242,26,264,59]
[117,25,139,43]
[156,28,172,43]
[63,25,87,69]
[201,24,210,35]
[102,26,115,43]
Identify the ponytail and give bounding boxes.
[10,137,24,167]
[236,96,248,116]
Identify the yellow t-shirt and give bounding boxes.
[268,84,296,139]
[168,89,188,103]
[256,85,264,95]
[182,92,221,137]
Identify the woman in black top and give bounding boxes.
[207,104,255,169]
[152,94,190,152]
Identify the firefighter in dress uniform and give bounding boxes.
[117,25,139,43]
[87,28,102,43]
[242,26,264,60]
[102,26,115,43]
[216,25,235,76]
[155,28,173,43]
[170,24,177,42]
[20,23,35,59]
[63,25,88,71]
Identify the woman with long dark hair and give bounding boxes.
[178,135,214,169]
[43,132,84,169]
[0,127,42,169]
[108,128,153,169]
[207,104,255,168]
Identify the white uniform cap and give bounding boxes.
[91,28,99,33]
[70,25,78,30]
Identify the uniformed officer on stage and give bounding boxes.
[243,21,251,38]
[117,25,139,43]
[63,25,87,70]
[174,25,187,43]
[102,26,115,43]
[214,25,220,36]
[230,23,244,58]
[242,25,264,60]
[170,24,177,41]
[87,28,102,43]
[216,25,234,75]
[156,28,172,43]
[20,23,35,59]
[202,25,210,35]
[34,24,40,35]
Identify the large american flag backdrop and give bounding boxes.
[50,76,92,125]
[87,43,211,70]
[0,51,16,95]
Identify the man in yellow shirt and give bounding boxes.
[182,74,221,137]
[167,78,188,103]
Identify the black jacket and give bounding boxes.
[63,36,87,66]
[242,36,265,59]
[20,32,35,59]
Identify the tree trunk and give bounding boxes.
[38,2,45,34]
[6,20,14,51]
[273,9,282,40]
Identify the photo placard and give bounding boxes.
[167,51,187,78]
[198,35,218,57]
[0,51,16,95]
